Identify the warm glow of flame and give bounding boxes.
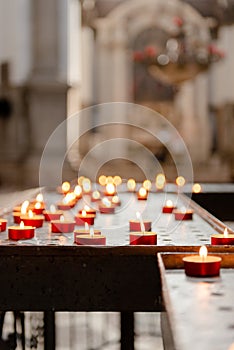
[92,190,100,199]
[20,221,24,228]
[99,175,107,186]
[106,176,114,184]
[224,227,229,238]
[113,176,122,186]
[138,187,147,197]
[84,205,90,211]
[50,205,56,213]
[193,183,202,193]
[83,178,91,193]
[60,215,65,222]
[62,181,70,193]
[35,202,41,209]
[36,194,43,202]
[136,211,145,233]
[28,210,34,218]
[90,227,94,237]
[199,245,208,259]
[102,197,111,208]
[21,200,29,215]
[127,178,136,191]
[180,207,187,214]
[155,173,166,189]
[63,192,75,204]
[176,176,186,187]
[82,210,87,217]
[143,179,152,191]
[106,183,116,195]
[74,185,82,196]
[166,200,173,207]
[78,176,85,186]
[112,196,119,204]
[85,222,89,231]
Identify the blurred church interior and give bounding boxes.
[1,1,234,349]
[0,0,234,189]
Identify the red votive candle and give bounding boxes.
[211,228,234,245]
[74,234,106,246]
[129,232,157,245]
[0,219,7,232]
[43,209,64,221]
[51,218,76,233]
[174,209,193,220]
[13,212,22,224]
[78,206,96,216]
[137,187,148,200]
[8,223,35,240]
[129,220,151,232]
[162,200,176,213]
[57,201,76,210]
[74,229,101,243]
[20,212,44,228]
[183,246,221,277]
[75,212,95,226]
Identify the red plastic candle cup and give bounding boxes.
[91,191,101,202]
[104,183,116,196]
[20,214,44,228]
[162,200,176,213]
[99,204,115,214]
[129,232,157,245]
[211,228,234,245]
[137,187,148,200]
[0,219,7,232]
[13,212,22,224]
[43,210,64,221]
[183,246,221,277]
[129,220,151,232]
[74,229,101,243]
[174,209,193,221]
[8,223,35,240]
[51,219,76,233]
[74,234,106,246]
[78,206,96,216]
[75,213,95,226]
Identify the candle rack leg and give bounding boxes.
[120,312,134,350]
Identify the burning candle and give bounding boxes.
[98,198,115,214]
[127,178,136,192]
[129,211,152,232]
[74,185,82,199]
[13,200,29,224]
[51,215,76,233]
[104,183,116,196]
[74,227,106,246]
[155,173,166,191]
[91,190,101,202]
[129,213,156,245]
[137,187,148,200]
[57,192,76,210]
[43,205,63,221]
[82,178,92,194]
[8,221,35,240]
[211,227,234,245]
[75,209,95,226]
[174,207,193,220]
[162,200,176,213]
[111,195,121,206]
[0,218,7,232]
[61,181,71,194]
[78,205,96,216]
[32,201,45,215]
[20,210,44,228]
[74,223,101,241]
[143,179,152,192]
[183,246,221,277]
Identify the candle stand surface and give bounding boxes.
[158,253,234,350]
[0,185,233,350]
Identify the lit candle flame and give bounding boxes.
[127,178,136,191]
[98,175,107,186]
[155,173,166,189]
[35,202,41,209]
[106,183,116,195]
[136,211,145,233]
[21,200,29,215]
[90,227,94,237]
[180,207,187,214]
[92,190,100,199]
[36,194,43,203]
[224,227,229,238]
[82,210,87,217]
[138,187,147,197]
[63,192,75,204]
[113,176,122,186]
[20,221,24,228]
[192,183,202,193]
[60,215,65,222]
[84,205,90,211]
[102,198,111,208]
[112,196,119,204]
[28,210,34,218]
[50,205,56,213]
[176,176,186,187]
[74,185,82,196]
[199,245,208,259]
[62,181,70,194]
[82,178,91,193]
[143,179,152,191]
[85,222,89,231]
[166,200,173,207]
